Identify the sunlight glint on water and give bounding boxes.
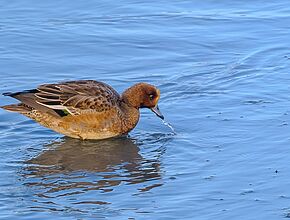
[162,119,176,135]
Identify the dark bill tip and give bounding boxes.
[151,105,164,120]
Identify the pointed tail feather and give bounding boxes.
[3,89,38,97]
[2,89,63,118]
[3,92,14,96]
[0,104,31,113]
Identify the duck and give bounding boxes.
[1,80,164,140]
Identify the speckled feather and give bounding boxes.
[35,80,120,115]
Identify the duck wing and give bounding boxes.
[34,80,121,115]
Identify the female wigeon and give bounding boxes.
[1,80,164,140]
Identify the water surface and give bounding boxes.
[1,1,290,219]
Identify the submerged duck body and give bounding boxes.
[1,80,163,140]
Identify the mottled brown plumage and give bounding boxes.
[1,80,163,140]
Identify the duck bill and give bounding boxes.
[151,105,164,120]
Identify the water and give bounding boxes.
[162,120,176,135]
[0,0,290,219]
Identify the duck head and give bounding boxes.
[122,82,164,120]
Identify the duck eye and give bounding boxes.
[149,94,154,100]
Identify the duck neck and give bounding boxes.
[119,101,140,134]
[121,84,142,109]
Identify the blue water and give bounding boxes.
[1,1,290,219]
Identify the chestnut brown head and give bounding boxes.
[122,82,164,119]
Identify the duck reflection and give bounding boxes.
[23,136,164,196]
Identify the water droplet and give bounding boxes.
[162,119,176,134]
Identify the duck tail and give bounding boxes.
[0,103,31,113]
[3,89,37,97]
